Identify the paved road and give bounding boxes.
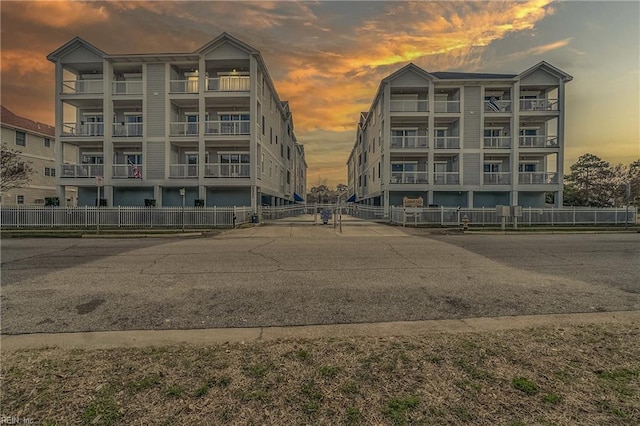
[1,224,638,334]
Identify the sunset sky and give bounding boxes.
[1,0,638,187]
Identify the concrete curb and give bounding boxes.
[2,310,638,351]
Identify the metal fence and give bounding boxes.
[1,206,253,229]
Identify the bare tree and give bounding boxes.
[1,143,34,191]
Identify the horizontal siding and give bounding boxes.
[146,141,165,180]
[463,86,480,149]
[146,64,166,137]
[204,42,250,60]
[391,70,429,87]
[463,153,480,185]
[62,46,103,64]
[520,69,558,86]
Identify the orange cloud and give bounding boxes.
[5,1,109,28]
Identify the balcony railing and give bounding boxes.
[204,120,250,136]
[483,172,511,185]
[62,122,104,137]
[61,164,104,178]
[113,123,143,137]
[170,122,199,136]
[62,80,103,94]
[390,100,429,112]
[519,98,558,111]
[205,163,251,178]
[483,136,511,149]
[519,172,558,184]
[433,137,460,149]
[434,100,460,113]
[112,81,142,95]
[170,80,199,94]
[519,136,559,148]
[433,172,460,185]
[112,164,143,179]
[390,136,428,149]
[390,171,428,184]
[206,76,250,92]
[170,164,199,178]
[484,100,512,113]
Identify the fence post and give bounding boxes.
[594,209,597,225]
[573,207,576,226]
[214,206,217,228]
[482,207,485,226]
[440,206,444,226]
[118,206,121,228]
[551,206,554,227]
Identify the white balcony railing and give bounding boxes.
[62,122,104,137]
[434,100,460,113]
[390,136,428,149]
[205,163,251,178]
[519,98,558,111]
[206,76,250,92]
[112,164,143,179]
[519,136,559,148]
[484,100,512,113]
[390,171,428,184]
[112,81,142,95]
[483,136,511,149]
[519,172,558,184]
[170,164,199,178]
[433,172,460,185]
[204,120,250,136]
[62,80,103,94]
[170,122,199,136]
[433,137,460,149]
[170,80,199,94]
[390,100,429,112]
[61,164,104,178]
[113,123,143,137]
[483,172,511,185]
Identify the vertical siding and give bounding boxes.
[146,141,165,179]
[463,86,480,149]
[146,64,165,137]
[463,153,480,185]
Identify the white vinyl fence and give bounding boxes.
[1,206,253,229]
[261,205,307,220]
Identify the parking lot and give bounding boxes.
[1,223,638,335]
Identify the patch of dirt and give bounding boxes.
[75,298,105,315]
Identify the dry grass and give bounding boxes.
[2,323,639,425]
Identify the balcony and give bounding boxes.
[433,172,460,185]
[61,164,104,178]
[519,135,559,148]
[113,123,143,137]
[390,136,428,149]
[113,81,142,95]
[170,80,199,94]
[170,164,199,178]
[484,100,512,113]
[483,136,511,149]
[390,171,428,184]
[62,122,104,137]
[206,76,250,92]
[434,100,460,113]
[170,122,199,136]
[519,99,558,111]
[483,172,511,185]
[519,172,558,184]
[204,120,250,136]
[433,137,460,149]
[62,80,103,94]
[390,100,429,113]
[112,164,143,179]
[205,163,251,178]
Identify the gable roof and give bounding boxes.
[383,63,435,83]
[1,106,54,137]
[518,61,573,83]
[431,71,517,79]
[195,32,258,55]
[46,36,106,62]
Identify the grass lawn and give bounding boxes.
[1,322,638,425]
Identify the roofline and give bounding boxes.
[519,61,573,83]
[1,121,55,138]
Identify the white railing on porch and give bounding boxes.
[520,98,558,111]
[390,100,429,112]
[433,172,460,184]
[390,136,428,149]
[484,136,511,149]
[483,172,511,185]
[113,123,143,137]
[62,122,104,137]
[433,137,460,149]
[112,81,142,95]
[61,164,104,178]
[170,122,199,136]
[484,100,512,112]
[519,172,558,184]
[519,136,559,148]
[206,76,250,92]
[170,80,198,93]
[204,120,250,135]
[170,164,199,178]
[390,171,428,184]
[112,164,143,179]
[205,163,250,178]
[434,100,460,113]
[62,80,103,94]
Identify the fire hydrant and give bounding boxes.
[462,214,469,231]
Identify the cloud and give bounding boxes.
[2,1,109,28]
[509,38,573,59]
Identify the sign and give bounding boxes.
[95,176,104,187]
[496,205,510,217]
[179,188,185,196]
[403,196,424,207]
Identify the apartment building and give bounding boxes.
[347,62,572,210]
[47,33,306,208]
[1,106,77,206]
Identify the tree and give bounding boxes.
[563,154,614,207]
[1,143,34,192]
[611,160,640,207]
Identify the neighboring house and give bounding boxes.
[47,32,306,208]
[347,62,572,211]
[1,106,77,206]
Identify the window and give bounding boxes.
[270,127,273,144]
[262,116,265,135]
[17,195,25,204]
[287,146,291,160]
[519,163,537,172]
[484,163,501,173]
[44,167,56,177]
[44,138,51,147]
[219,153,249,177]
[16,131,26,146]
[261,154,265,174]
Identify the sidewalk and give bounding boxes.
[2,310,638,351]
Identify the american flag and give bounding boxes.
[488,96,501,112]
[129,160,141,179]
